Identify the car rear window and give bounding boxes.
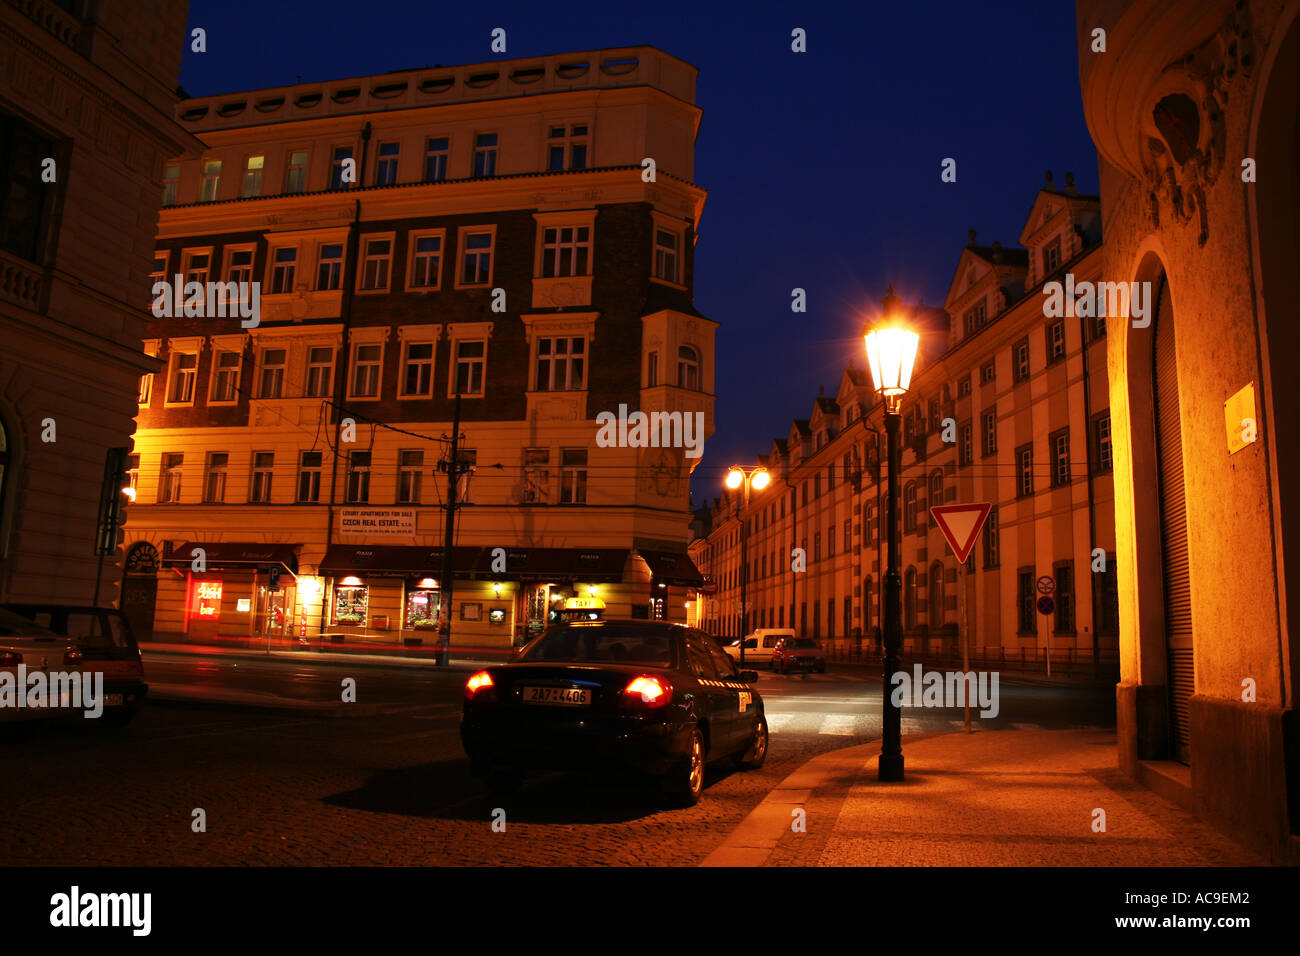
[0,608,59,638]
[520,625,676,668]
[65,612,131,650]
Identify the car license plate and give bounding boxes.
[103,694,124,707]
[522,685,590,706]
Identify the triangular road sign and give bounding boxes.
[930,502,993,564]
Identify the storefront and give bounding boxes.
[158,542,301,641]
[636,549,704,620]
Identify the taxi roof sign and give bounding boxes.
[564,597,605,611]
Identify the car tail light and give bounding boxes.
[623,675,671,708]
[0,651,20,667]
[63,649,83,666]
[465,670,495,700]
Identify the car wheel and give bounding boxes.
[664,728,705,806]
[736,714,768,770]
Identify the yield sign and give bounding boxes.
[930,502,993,564]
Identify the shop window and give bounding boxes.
[334,581,368,626]
[405,586,440,632]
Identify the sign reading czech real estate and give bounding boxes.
[338,509,416,537]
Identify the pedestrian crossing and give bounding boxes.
[762,711,1064,738]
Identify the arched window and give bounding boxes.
[904,567,917,629]
[929,561,945,627]
[929,469,944,510]
[862,576,873,629]
[677,345,700,391]
[904,482,918,532]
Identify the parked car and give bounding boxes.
[771,636,827,674]
[462,620,767,806]
[0,608,84,725]
[722,628,796,667]
[1,604,147,727]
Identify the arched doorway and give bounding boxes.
[121,541,160,641]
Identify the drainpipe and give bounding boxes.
[1080,304,1099,676]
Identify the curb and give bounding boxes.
[142,645,493,673]
[146,682,434,719]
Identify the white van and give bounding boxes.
[721,628,796,666]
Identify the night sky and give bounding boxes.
[180,0,1099,507]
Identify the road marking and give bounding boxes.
[818,714,858,735]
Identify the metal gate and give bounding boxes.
[1153,276,1194,764]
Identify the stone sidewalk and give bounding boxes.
[704,728,1267,866]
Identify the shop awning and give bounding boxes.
[637,549,703,587]
[317,545,629,582]
[161,542,299,574]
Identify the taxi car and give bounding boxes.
[2,604,148,727]
[461,619,768,806]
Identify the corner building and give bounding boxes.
[125,48,713,651]
[696,175,1119,678]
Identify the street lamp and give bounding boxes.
[724,465,770,666]
[864,286,919,782]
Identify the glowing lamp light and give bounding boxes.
[492,582,503,596]
[864,327,920,398]
[724,467,744,490]
[750,468,771,491]
[121,486,137,502]
[586,585,598,597]
[340,576,363,587]
[417,577,438,589]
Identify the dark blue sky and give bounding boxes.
[181,0,1098,504]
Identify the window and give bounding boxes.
[125,454,140,498]
[424,137,449,182]
[1042,236,1061,274]
[1013,338,1031,382]
[226,248,253,290]
[828,525,836,557]
[546,124,588,170]
[929,470,943,510]
[677,345,701,391]
[316,243,343,290]
[210,350,241,403]
[1055,562,1075,633]
[929,562,944,627]
[285,149,308,193]
[137,368,153,406]
[305,347,333,398]
[646,351,658,387]
[241,155,264,197]
[167,350,197,404]
[162,163,179,206]
[374,141,399,185]
[453,339,485,396]
[1093,412,1113,473]
[1097,553,1119,636]
[270,247,297,294]
[980,359,996,385]
[258,348,287,399]
[459,229,493,286]
[400,341,434,397]
[200,159,221,201]
[352,344,381,398]
[159,453,183,503]
[981,407,997,457]
[250,452,273,503]
[1017,443,1034,497]
[1092,315,1107,340]
[559,449,587,504]
[982,506,999,568]
[653,228,680,283]
[959,421,973,466]
[408,233,442,289]
[1017,570,1036,634]
[963,301,987,336]
[330,146,353,189]
[536,337,585,391]
[397,450,423,504]
[958,375,972,397]
[183,251,210,286]
[522,448,549,503]
[149,252,167,300]
[904,482,918,532]
[1047,319,1067,363]
[904,568,917,629]
[928,397,940,433]
[472,133,497,177]
[297,451,322,503]
[1050,429,1070,486]
[346,451,371,503]
[359,237,392,291]
[541,225,591,277]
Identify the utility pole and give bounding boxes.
[436,386,463,667]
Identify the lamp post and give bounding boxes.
[864,286,920,783]
[724,465,770,667]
